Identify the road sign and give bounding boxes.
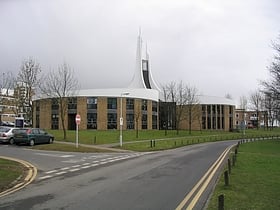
[75,114,81,125]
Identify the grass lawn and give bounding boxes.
[0,159,25,193]
[48,128,280,146]
[207,140,280,210]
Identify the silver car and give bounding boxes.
[0,126,18,144]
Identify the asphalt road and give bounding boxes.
[0,140,237,210]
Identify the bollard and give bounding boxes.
[228,158,231,174]
[218,194,225,210]
[153,140,156,147]
[224,170,229,186]
[150,140,153,148]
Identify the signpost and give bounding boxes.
[75,114,81,148]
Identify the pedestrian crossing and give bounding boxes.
[38,153,144,181]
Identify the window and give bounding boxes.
[126,98,134,110]
[142,100,147,111]
[142,114,147,129]
[152,115,157,129]
[152,101,157,112]
[36,101,40,111]
[108,98,117,110]
[68,97,77,110]
[87,97,97,109]
[51,99,59,110]
[107,113,117,129]
[51,114,59,130]
[87,113,97,129]
[126,114,134,129]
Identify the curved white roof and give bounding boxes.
[198,95,236,106]
[77,88,159,101]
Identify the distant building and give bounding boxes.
[32,33,236,131]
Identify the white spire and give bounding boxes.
[128,31,161,91]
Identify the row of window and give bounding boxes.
[37,97,158,130]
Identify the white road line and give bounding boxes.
[38,175,53,180]
[46,170,58,174]
[81,165,91,169]
[69,168,81,172]
[39,153,145,181]
[56,171,67,175]
[60,155,75,158]
[82,163,91,166]
[61,167,70,170]
[91,164,99,167]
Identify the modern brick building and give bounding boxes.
[32,33,236,131]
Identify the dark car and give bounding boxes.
[14,128,54,146]
[0,126,18,144]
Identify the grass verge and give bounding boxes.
[0,159,25,193]
[207,140,280,209]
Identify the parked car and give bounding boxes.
[0,126,18,144]
[13,128,54,146]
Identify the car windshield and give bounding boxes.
[0,127,10,132]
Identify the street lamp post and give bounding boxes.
[120,92,130,147]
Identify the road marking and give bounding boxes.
[56,171,67,175]
[69,168,80,172]
[61,167,70,170]
[38,153,145,181]
[38,175,53,180]
[35,153,74,158]
[46,170,58,174]
[81,165,91,169]
[175,144,236,210]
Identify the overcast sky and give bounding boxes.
[0,0,279,103]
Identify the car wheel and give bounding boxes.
[9,138,14,145]
[49,138,53,144]
[30,139,35,146]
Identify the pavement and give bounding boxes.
[0,141,132,197]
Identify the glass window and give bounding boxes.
[152,101,157,112]
[51,99,59,110]
[142,100,147,111]
[107,113,117,129]
[108,98,117,110]
[51,114,59,130]
[142,114,147,129]
[126,114,134,129]
[68,97,77,110]
[126,98,134,110]
[152,115,157,129]
[87,113,97,129]
[87,97,97,109]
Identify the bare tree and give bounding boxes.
[40,63,79,140]
[263,91,278,130]
[261,35,280,127]
[161,81,199,134]
[239,95,248,131]
[17,58,41,123]
[249,90,264,129]
[185,85,199,134]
